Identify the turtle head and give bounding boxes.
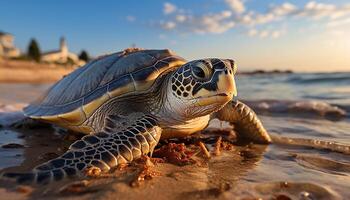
[168,58,237,118]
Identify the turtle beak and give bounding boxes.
[217,71,237,98]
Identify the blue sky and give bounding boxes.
[1,0,349,72]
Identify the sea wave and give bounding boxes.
[243,99,347,119]
[0,103,26,127]
[0,112,25,127]
[287,73,350,85]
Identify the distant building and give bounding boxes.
[41,37,83,65]
[0,31,20,58]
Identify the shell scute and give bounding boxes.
[44,53,119,106]
[83,85,108,106]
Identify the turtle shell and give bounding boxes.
[24,48,186,131]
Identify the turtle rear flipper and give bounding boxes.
[1,113,161,184]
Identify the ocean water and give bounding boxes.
[236,73,350,144]
[237,72,350,110]
[0,72,350,198]
[235,73,350,198]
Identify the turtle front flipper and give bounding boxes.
[2,113,161,184]
[215,100,271,144]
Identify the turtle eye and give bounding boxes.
[191,62,211,80]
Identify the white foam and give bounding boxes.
[245,100,347,119]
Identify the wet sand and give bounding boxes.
[0,125,344,200]
[0,124,263,200]
[0,112,348,200]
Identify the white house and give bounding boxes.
[41,37,83,65]
[0,31,20,58]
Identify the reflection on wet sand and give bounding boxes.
[0,125,268,199]
[178,144,267,199]
[2,122,349,199]
[0,127,71,172]
[293,153,350,175]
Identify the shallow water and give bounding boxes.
[236,72,350,112]
[0,72,349,198]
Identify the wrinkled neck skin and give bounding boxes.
[153,72,228,135]
[153,73,191,125]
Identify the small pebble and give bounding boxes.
[280,182,289,188]
[1,143,24,149]
[299,191,314,200]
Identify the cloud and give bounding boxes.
[271,2,297,16]
[241,3,297,26]
[243,2,350,27]
[253,13,276,25]
[247,28,286,39]
[194,12,235,34]
[163,2,177,15]
[225,0,245,14]
[126,15,136,22]
[159,10,235,34]
[155,1,350,38]
[175,15,186,22]
[297,1,350,20]
[187,11,235,34]
[327,17,350,27]
[247,28,257,36]
[161,21,176,30]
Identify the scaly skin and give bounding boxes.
[216,100,272,144]
[3,113,161,184]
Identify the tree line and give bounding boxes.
[27,38,90,63]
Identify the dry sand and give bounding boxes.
[0,59,74,83]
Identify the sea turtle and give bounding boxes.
[2,48,271,184]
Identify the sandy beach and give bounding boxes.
[0,59,74,83]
